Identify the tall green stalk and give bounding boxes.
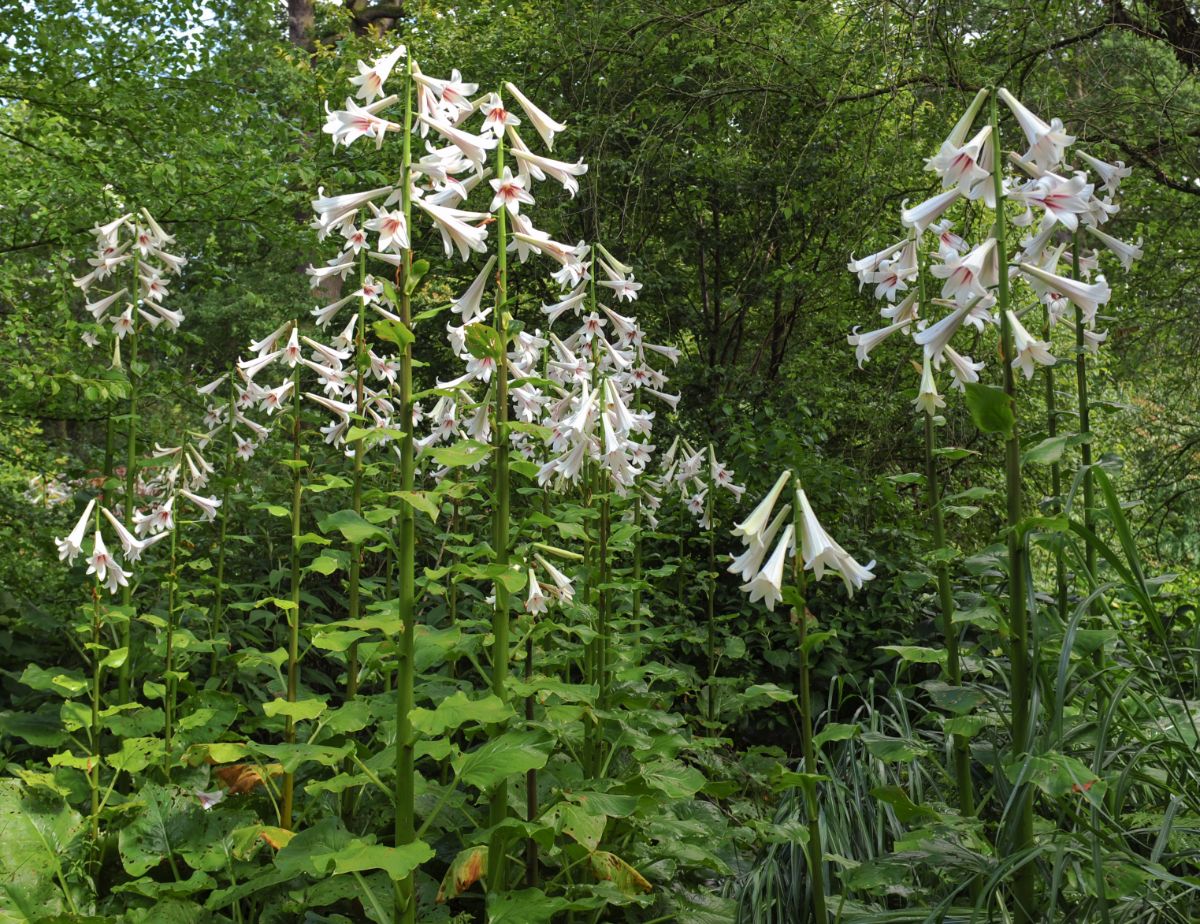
[88,549,103,861]
[346,251,368,700]
[116,257,141,704]
[918,250,974,819]
[1072,232,1097,587]
[210,366,238,679]
[1043,306,1068,622]
[163,516,180,767]
[487,92,514,887]
[392,52,418,924]
[990,91,1035,923]
[281,349,303,831]
[791,485,827,924]
[704,454,718,724]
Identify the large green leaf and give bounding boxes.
[319,509,388,544]
[118,784,203,877]
[963,381,1014,438]
[0,782,81,920]
[453,731,552,791]
[409,691,513,738]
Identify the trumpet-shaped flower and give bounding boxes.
[741,524,793,612]
[796,490,875,597]
[728,504,791,581]
[914,355,946,415]
[414,198,489,260]
[418,113,496,169]
[350,45,405,103]
[504,81,567,150]
[1076,151,1131,196]
[732,470,791,544]
[480,93,519,137]
[930,237,997,302]
[913,299,976,361]
[847,318,911,368]
[55,498,97,563]
[1011,172,1093,230]
[1018,262,1111,325]
[997,88,1074,170]
[901,188,961,235]
[942,345,985,390]
[323,96,401,149]
[1006,310,1056,379]
[509,147,589,198]
[489,167,534,215]
[925,125,992,190]
[1085,225,1143,271]
[364,203,409,252]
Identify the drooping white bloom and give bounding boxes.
[942,346,985,391]
[901,188,961,235]
[1076,151,1131,196]
[914,355,946,416]
[55,498,97,563]
[311,186,393,238]
[925,125,992,191]
[181,489,222,521]
[1010,172,1093,231]
[349,45,406,103]
[504,81,567,150]
[533,553,574,604]
[997,88,1074,170]
[489,166,534,215]
[413,198,490,260]
[728,504,791,581]
[509,146,589,198]
[846,318,911,368]
[364,203,409,252]
[418,113,497,169]
[930,237,997,302]
[480,93,520,137]
[912,300,976,362]
[1085,225,1143,271]
[450,255,496,325]
[323,96,400,149]
[1018,262,1111,325]
[847,239,907,286]
[1006,310,1056,380]
[796,490,875,597]
[99,506,148,562]
[741,524,793,612]
[732,470,791,544]
[85,289,127,321]
[524,568,548,615]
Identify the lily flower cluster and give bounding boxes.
[731,471,875,610]
[55,496,168,594]
[73,209,188,352]
[846,87,1141,411]
[522,551,577,616]
[647,438,744,529]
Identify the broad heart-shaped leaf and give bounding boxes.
[275,817,433,881]
[544,802,605,851]
[372,317,414,348]
[436,845,488,902]
[860,731,928,762]
[879,645,946,665]
[486,887,569,924]
[409,691,513,738]
[1007,753,1106,807]
[453,730,552,791]
[813,722,860,749]
[394,490,439,523]
[0,781,83,919]
[118,783,203,876]
[639,760,707,799]
[919,680,985,715]
[871,785,941,824]
[318,509,388,544]
[428,440,491,468]
[1022,434,1069,466]
[963,381,1014,438]
[261,698,327,722]
[590,850,653,896]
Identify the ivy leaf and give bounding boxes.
[963,382,1014,438]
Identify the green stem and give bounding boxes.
[792,488,827,924]
[1043,306,1068,623]
[991,90,1035,923]
[487,89,513,888]
[347,250,368,701]
[281,347,303,831]
[704,453,718,725]
[393,53,418,924]
[116,256,141,703]
[163,516,179,769]
[89,580,103,865]
[211,366,238,680]
[525,630,538,886]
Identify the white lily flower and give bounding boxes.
[533,553,574,604]
[488,166,534,216]
[524,568,548,615]
[1018,262,1111,325]
[741,524,793,612]
[1010,172,1093,230]
[796,490,875,597]
[732,470,791,544]
[913,300,976,361]
[413,198,489,260]
[925,125,992,191]
[1085,225,1143,271]
[100,506,148,562]
[504,81,567,150]
[728,504,791,581]
[914,355,946,416]
[901,188,961,235]
[323,96,401,149]
[1076,151,1131,196]
[364,203,409,252]
[997,87,1074,170]
[942,345,985,391]
[1007,310,1056,380]
[418,113,496,169]
[85,289,127,321]
[181,489,222,521]
[480,92,519,137]
[55,498,97,563]
[509,147,589,198]
[349,45,405,103]
[846,318,911,368]
[930,237,997,302]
